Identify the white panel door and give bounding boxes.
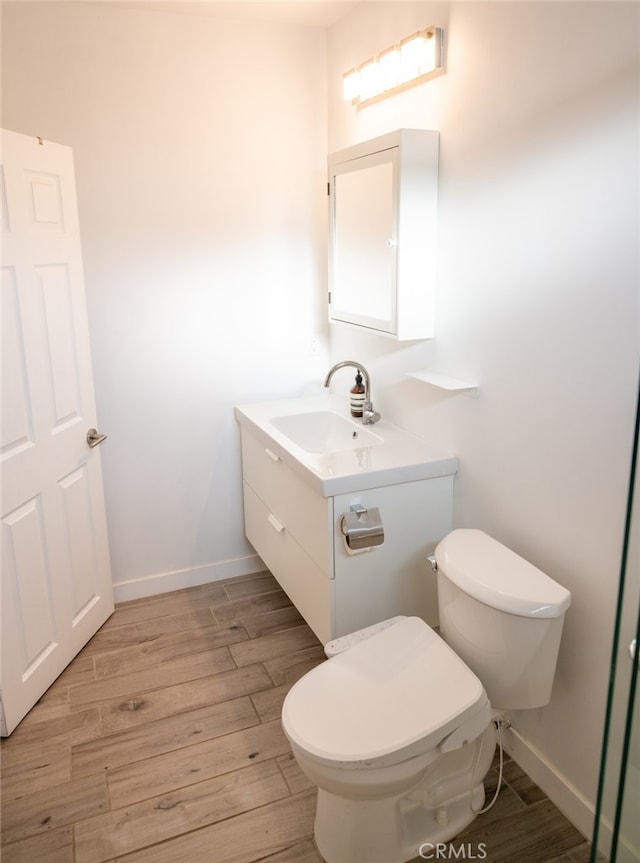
[1,129,114,735]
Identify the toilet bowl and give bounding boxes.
[283,616,495,863]
[281,529,571,863]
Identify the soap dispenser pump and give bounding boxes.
[350,372,365,418]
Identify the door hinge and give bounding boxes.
[328,291,331,304]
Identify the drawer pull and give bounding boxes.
[265,448,281,462]
[267,513,285,533]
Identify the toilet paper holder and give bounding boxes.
[340,504,384,553]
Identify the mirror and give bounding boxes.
[331,150,397,333]
[328,129,439,341]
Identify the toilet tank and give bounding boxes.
[435,529,571,710]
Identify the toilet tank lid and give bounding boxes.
[435,529,571,618]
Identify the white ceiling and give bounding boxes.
[85,1,360,28]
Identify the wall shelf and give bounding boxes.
[407,370,479,398]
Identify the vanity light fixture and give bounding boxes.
[342,26,444,106]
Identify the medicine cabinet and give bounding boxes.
[328,129,439,341]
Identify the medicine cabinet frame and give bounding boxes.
[328,128,439,341]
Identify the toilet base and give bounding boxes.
[315,783,484,863]
[313,726,496,863]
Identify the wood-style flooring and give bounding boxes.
[1,571,594,863]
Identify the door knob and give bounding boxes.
[86,428,107,448]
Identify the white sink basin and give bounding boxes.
[270,411,383,453]
[235,395,458,496]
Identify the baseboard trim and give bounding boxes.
[112,554,266,603]
[503,724,595,841]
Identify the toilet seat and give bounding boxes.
[282,617,488,769]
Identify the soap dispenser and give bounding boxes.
[350,372,365,418]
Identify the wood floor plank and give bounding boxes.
[229,625,320,668]
[276,752,315,795]
[12,684,71,727]
[75,760,289,863]
[459,799,586,863]
[92,623,249,680]
[100,588,213,628]
[1,773,108,845]
[250,683,290,722]
[108,718,292,809]
[0,746,71,801]
[51,655,97,689]
[222,574,282,601]
[0,825,74,863]
[263,645,326,686]
[72,696,259,778]
[83,609,217,654]
[502,757,549,805]
[240,606,304,639]
[258,839,324,863]
[1,707,101,754]
[210,589,296,624]
[114,788,317,863]
[69,646,236,709]
[567,843,598,863]
[95,663,272,736]
[191,581,230,604]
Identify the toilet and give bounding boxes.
[281,529,571,863]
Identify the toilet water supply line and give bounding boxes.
[469,715,511,814]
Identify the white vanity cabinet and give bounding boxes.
[332,478,453,638]
[240,428,334,641]
[329,129,439,340]
[239,422,454,643]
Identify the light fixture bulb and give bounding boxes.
[399,33,432,81]
[359,58,382,101]
[378,47,401,92]
[343,69,360,102]
[341,26,443,105]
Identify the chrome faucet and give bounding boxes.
[324,360,381,425]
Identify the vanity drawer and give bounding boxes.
[240,429,332,574]
[243,482,334,643]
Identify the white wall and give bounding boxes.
[327,0,639,837]
[1,1,329,596]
